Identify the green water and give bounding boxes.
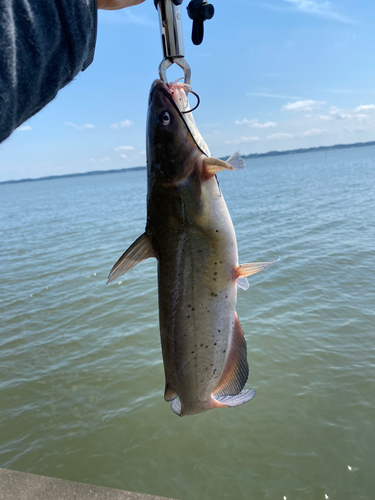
[1,146,374,499]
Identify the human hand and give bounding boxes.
[97,0,146,10]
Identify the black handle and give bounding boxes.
[187,0,215,45]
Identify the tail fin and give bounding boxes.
[213,389,255,408]
[171,397,182,416]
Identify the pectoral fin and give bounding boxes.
[107,232,156,284]
[237,259,279,279]
[203,151,245,176]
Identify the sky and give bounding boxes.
[1,0,375,181]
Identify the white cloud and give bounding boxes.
[326,89,375,95]
[225,136,262,145]
[344,126,366,132]
[64,122,95,130]
[89,157,110,163]
[282,100,326,112]
[120,154,127,159]
[110,119,133,129]
[235,119,277,128]
[114,145,135,152]
[139,151,146,155]
[267,133,294,140]
[319,106,370,122]
[15,125,32,132]
[299,128,328,137]
[354,104,375,112]
[355,114,370,122]
[246,92,301,100]
[283,0,353,24]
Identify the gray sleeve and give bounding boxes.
[0,0,97,144]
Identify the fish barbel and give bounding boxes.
[108,79,276,416]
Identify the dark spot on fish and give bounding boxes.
[210,364,213,366]
[223,350,226,353]
[188,304,191,308]
[216,230,219,232]
[213,278,216,281]
[191,351,194,354]
[226,295,228,298]
[214,342,217,345]
[210,292,215,297]
[192,308,195,311]
[214,272,217,275]
[205,345,208,348]
[218,329,221,333]
[220,261,223,264]
[187,316,190,318]
[214,262,217,265]
[200,344,204,347]
[213,369,217,373]
[207,310,210,313]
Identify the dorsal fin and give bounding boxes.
[212,312,249,398]
[107,232,156,284]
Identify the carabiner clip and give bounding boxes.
[154,0,191,85]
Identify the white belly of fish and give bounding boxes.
[157,177,239,416]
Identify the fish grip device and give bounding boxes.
[154,0,214,84]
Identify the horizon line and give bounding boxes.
[1,140,374,185]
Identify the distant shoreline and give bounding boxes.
[1,140,374,185]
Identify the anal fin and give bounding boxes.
[212,312,249,399]
[107,232,156,284]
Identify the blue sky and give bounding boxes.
[1,0,375,181]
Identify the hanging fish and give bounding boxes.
[108,79,276,417]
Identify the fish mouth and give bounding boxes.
[149,79,207,156]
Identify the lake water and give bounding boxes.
[1,146,374,500]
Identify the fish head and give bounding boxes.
[146,79,201,186]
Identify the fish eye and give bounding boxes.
[158,111,171,126]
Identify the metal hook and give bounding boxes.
[181,89,200,113]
